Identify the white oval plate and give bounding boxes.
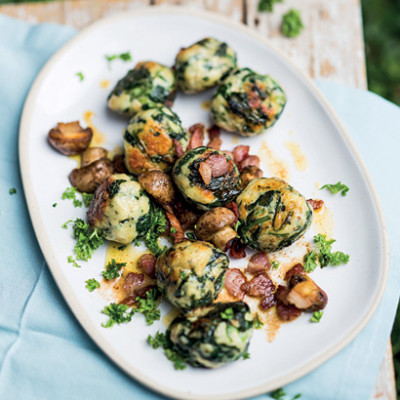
[20,7,389,400]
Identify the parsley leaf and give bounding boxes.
[170,227,177,234]
[70,218,104,261]
[271,388,286,400]
[254,313,264,329]
[9,188,17,195]
[73,198,83,208]
[242,352,250,360]
[303,250,318,273]
[62,187,77,200]
[147,331,188,370]
[101,303,134,328]
[117,244,128,251]
[282,9,304,38]
[52,203,57,208]
[76,72,84,81]
[142,204,168,256]
[136,288,161,325]
[85,278,100,292]
[220,307,234,320]
[314,234,349,268]
[102,258,126,280]
[82,192,93,207]
[311,311,323,323]
[67,255,81,268]
[271,260,280,269]
[258,0,283,13]
[105,51,132,68]
[61,219,73,229]
[320,181,350,196]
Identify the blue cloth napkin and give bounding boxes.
[0,14,399,400]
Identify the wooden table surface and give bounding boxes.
[0,0,395,398]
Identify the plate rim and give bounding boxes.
[19,6,390,400]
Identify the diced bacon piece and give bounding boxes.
[165,211,185,244]
[241,272,275,298]
[206,154,233,177]
[239,155,260,171]
[229,238,247,259]
[285,263,305,281]
[224,268,247,300]
[232,145,250,164]
[122,273,145,293]
[187,123,205,150]
[276,301,302,321]
[260,291,276,310]
[207,125,222,150]
[173,139,184,158]
[225,202,239,224]
[199,161,212,185]
[307,198,324,211]
[246,252,271,274]
[138,254,156,278]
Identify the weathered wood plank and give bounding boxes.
[245,0,367,89]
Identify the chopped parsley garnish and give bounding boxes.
[271,260,280,269]
[314,234,350,267]
[242,352,250,360]
[117,244,128,251]
[9,188,17,195]
[140,204,168,256]
[170,227,177,234]
[234,220,241,231]
[101,303,134,328]
[82,192,93,207]
[220,307,234,320]
[186,231,196,240]
[66,218,104,261]
[282,9,304,38]
[105,51,132,68]
[258,0,283,12]
[52,203,57,208]
[304,234,349,271]
[73,198,82,208]
[147,331,188,370]
[102,258,126,280]
[76,72,84,81]
[136,288,161,325]
[62,219,73,229]
[320,181,350,196]
[271,388,286,400]
[62,187,77,200]
[180,271,187,279]
[85,278,100,292]
[67,255,81,268]
[303,250,318,273]
[311,311,323,323]
[254,313,264,329]
[270,390,302,400]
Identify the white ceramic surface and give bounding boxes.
[19,7,389,400]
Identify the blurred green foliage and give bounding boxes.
[362,0,400,105]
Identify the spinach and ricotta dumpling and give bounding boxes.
[236,177,312,253]
[174,38,237,93]
[167,301,254,368]
[87,173,151,244]
[172,147,241,210]
[210,67,286,136]
[108,61,176,116]
[123,107,189,175]
[155,240,229,311]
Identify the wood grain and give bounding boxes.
[0,0,394,398]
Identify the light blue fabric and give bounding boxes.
[0,13,399,400]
